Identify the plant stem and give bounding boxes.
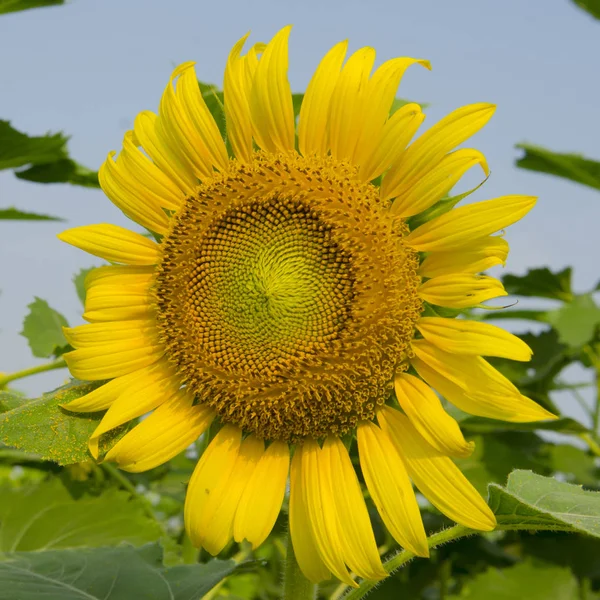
[342,524,472,600]
[0,358,66,388]
[101,462,155,520]
[283,527,317,600]
[580,433,600,458]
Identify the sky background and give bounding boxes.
[0,0,598,421]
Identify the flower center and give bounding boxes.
[155,153,422,442]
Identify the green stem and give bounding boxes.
[0,358,66,388]
[101,462,155,520]
[283,526,317,600]
[580,433,600,458]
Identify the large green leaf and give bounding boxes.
[0,543,255,600]
[571,0,600,19]
[0,479,162,551]
[490,470,600,536]
[20,297,69,358]
[502,267,573,302]
[544,293,600,348]
[0,208,62,221]
[0,380,118,465]
[0,0,63,14]
[15,159,99,188]
[448,560,578,600]
[516,143,600,191]
[0,391,27,413]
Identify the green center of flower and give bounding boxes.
[154,153,422,442]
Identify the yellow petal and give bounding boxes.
[322,437,387,581]
[250,26,295,153]
[405,196,537,252]
[394,374,473,458]
[289,449,331,583]
[58,224,160,266]
[419,274,507,308]
[298,40,348,157]
[381,103,495,201]
[84,265,154,289]
[224,34,265,162]
[99,151,170,235]
[63,334,163,380]
[354,58,430,167]
[328,47,376,162]
[105,390,214,472]
[298,440,354,586]
[190,431,263,555]
[87,361,180,458]
[411,356,556,423]
[380,410,496,531]
[83,285,154,323]
[391,149,489,218]
[416,317,532,361]
[359,103,425,183]
[419,237,509,278]
[234,440,289,548]
[132,110,197,194]
[357,421,428,557]
[185,425,242,550]
[63,320,156,348]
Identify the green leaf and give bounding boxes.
[0,0,63,14]
[0,208,62,221]
[0,391,27,413]
[489,470,600,537]
[72,267,95,305]
[544,293,600,348]
[516,143,600,191]
[502,267,573,302]
[0,121,67,170]
[15,158,100,188]
[571,0,600,20]
[548,444,599,487]
[481,309,549,323]
[20,297,69,358]
[0,380,120,466]
[0,479,162,551]
[0,543,255,600]
[460,417,588,435]
[448,560,578,600]
[198,81,226,140]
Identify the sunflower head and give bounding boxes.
[58,26,554,586]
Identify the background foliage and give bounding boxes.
[1,1,600,599]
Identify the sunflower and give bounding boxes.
[58,26,554,586]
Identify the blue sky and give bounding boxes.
[1,0,599,411]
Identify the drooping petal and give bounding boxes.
[393,374,473,457]
[87,361,180,458]
[418,236,509,278]
[188,430,263,555]
[105,390,214,472]
[234,440,289,548]
[249,26,295,154]
[381,103,495,201]
[357,421,428,557]
[412,354,557,423]
[359,103,425,182]
[328,47,376,162]
[322,437,387,581]
[298,40,348,158]
[298,440,354,586]
[379,410,496,531]
[289,449,331,583]
[354,58,430,167]
[58,224,160,266]
[416,317,532,361]
[390,148,488,218]
[405,196,537,252]
[419,274,507,308]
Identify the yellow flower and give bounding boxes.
[58,26,554,585]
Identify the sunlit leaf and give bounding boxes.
[516,143,600,191]
[490,470,600,537]
[448,560,578,600]
[0,207,62,221]
[502,267,573,302]
[20,297,69,358]
[0,380,122,466]
[0,391,27,413]
[0,543,256,600]
[544,294,600,348]
[0,479,162,551]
